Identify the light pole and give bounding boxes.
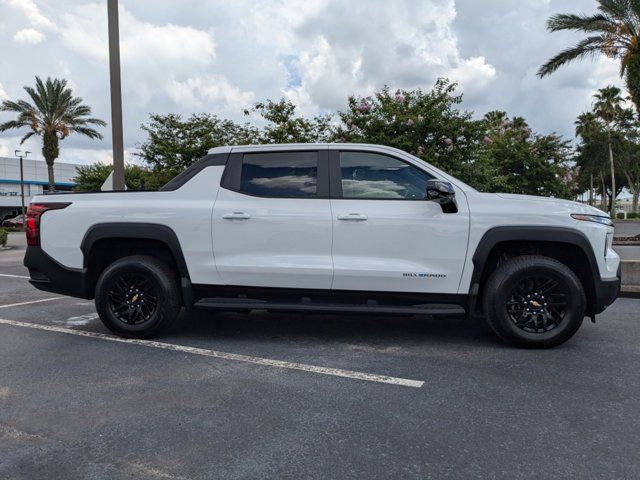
[107,0,125,191]
[14,149,30,231]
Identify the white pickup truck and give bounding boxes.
[24,143,620,347]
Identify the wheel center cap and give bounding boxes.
[530,300,541,308]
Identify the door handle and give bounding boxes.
[223,212,251,220]
[337,213,368,221]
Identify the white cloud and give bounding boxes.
[13,28,46,44]
[0,82,8,101]
[269,0,497,112]
[57,3,252,113]
[6,0,56,30]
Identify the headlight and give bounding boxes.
[571,213,614,227]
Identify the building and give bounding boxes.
[0,157,80,220]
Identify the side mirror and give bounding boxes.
[426,179,458,213]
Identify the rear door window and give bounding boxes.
[240,152,318,198]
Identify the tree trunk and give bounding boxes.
[589,173,594,207]
[624,171,639,214]
[600,173,607,212]
[47,164,55,193]
[608,141,616,218]
[42,130,60,192]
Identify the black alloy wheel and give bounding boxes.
[506,275,567,333]
[107,273,159,326]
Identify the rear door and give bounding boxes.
[329,148,469,294]
[212,148,333,289]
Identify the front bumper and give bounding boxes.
[592,265,621,314]
[23,246,91,299]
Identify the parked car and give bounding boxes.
[23,143,620,347]
[2,214,24,228]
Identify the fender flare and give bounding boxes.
[80,223,192,305]
[468,226,599,313]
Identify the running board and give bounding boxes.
[194,298,465,316]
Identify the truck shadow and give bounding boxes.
[171,309,500,348]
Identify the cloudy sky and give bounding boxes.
[0,0,624,165]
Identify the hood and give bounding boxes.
[494,193,608,216]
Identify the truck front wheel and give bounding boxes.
[483,255,586,348]
[95,255,181,338]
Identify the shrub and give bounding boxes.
[0,228,7,247]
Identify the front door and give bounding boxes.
[212,149,333,289]
[329,149,469,294]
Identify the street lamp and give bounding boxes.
[14,149,30,231]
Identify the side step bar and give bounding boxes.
[194,298,465,316]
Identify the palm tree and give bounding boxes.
[538,0,640,116]
[594,86,626,216]
[0,76,106,192]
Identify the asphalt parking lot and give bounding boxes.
[1,233,640,479]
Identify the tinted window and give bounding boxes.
[240,152,318,197]
[339,152,432,199]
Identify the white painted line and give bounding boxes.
[0,297,63,309]
[0,318,424,388]
[0,273,29,279]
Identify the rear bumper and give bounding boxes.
[23,246,91,299]
[592,266,621,314]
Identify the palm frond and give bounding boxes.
[23,86,48,115]
[69,126,104,140]
[538,37,607,76]
[547,13,618,34]
[0,99,32,113]
[0,119,29,132]
[19,131,36,145]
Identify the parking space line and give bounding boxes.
[0,318,424,388]
[0,273,29,279]
[0,298,63,309]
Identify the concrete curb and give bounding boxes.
[620,260,640,298]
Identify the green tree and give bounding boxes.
[574,109,628,211]
[621,121,640,211]
[594,86,628,214]
[246,98,333,143]
[73,163,152,191]
[478,111,573,198]
[0,76,105,192]
[135,113,259,184]
[538,1,640,116]
[333,80,503,191]
[575,112,605,207]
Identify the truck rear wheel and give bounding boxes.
[95,255,181,338]
[483,255,586,348]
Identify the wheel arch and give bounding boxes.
[80,223,192,305]
[469,226,599,316]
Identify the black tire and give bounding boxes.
[483,255,586,348]
[95,255,181,338]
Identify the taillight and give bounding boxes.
[26,202,71,246]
